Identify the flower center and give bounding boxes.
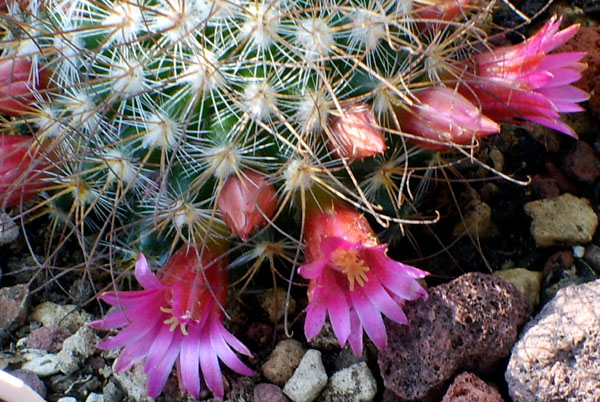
[332,249,370,291]
[160,307,189,336]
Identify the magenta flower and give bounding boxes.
[89,247,254,400]
[298,203,428,356]
[468,15,588,137]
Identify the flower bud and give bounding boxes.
[0,135,51,208]
[396,86,500,151]
[328,104,387,161]
[0,58,48,116]
[217,169,278,240]
[415,0,471,22]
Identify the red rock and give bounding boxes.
[378,273,531,401]
[27,327,70,352]
[0,284,29,331]
[254,383,290,402]
[442,372,504,402]
[564,141,600,183]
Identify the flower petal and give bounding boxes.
[199,333,224,399]
[134,254,165,290]
[146,331,182,398]
[304,295,327,341]
[350,287,387,350]
[179,326,201,399]
[210,318,254,376]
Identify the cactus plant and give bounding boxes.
[0,0,589,399]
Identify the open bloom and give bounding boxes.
[0,57,48,116]
[328,104,387,161]
[217,169,278,240]
[298,203,428,356]
[467,15,588,137]
[396,86,500,151]
[0,134,51,208]
[89,246,254,400]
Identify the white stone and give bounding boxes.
[524,193,598,247]
[321,362,377,402]
[85,393,104,402]
[22,350,60,377]
[31,302,92,333]
[283,349,328,402]
[57,398,77,402]
[57,325,99,375]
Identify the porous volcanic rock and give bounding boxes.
[441,372,503,402]
[378,272,531,401]
[506,279,600,402]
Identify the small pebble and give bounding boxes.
[0,212,19,245]
[254,383,290,402]
[9,369,47,399]
[572,245,585,258]
[494,268,543,308]
[321,362,377,402]
[283,349,328,402]
[22,350,60,377]
[258,288,296,323]
[0,284,29,331]
[57,325,99,375]
[31,302,92,333]
[85,393,104,402]
[57,398,77,402]
[261,339,305,386]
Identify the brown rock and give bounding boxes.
[261,339,305,387]
[254,383,290,402]
[378,273,531,401]
[442,372,504,402]
[0,284,29,331]
[565,142,600,183]
[27,327,70,352]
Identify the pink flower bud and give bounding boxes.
[217,169,278,240]
[397,86,500,151]
[328,104,387,161]
[0,135,51,208]
[0,58,48,117]
[415,0,471,22]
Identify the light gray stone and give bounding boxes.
[21,350,60,377]
[113,362,148,402]
[506,279,600,402]
[283,349,328,402]
[57,325,99,375]
[524,193,598,247]
[0,212,19,245]
[321,362,377,402]
[57,398,77,402]
[85,393,104,402]
[31,302,92,333]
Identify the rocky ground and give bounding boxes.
[2,2,600,402]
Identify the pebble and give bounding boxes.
[27,327,71,352]
[21,350,60,377]
[283,349,328,402]
[261,339,305,386]
[452,199,493,239]
[506,279,600,402]
[85,393,104,402]
[102,379,124,402]
[321,362,377,402]
[441,372,503,402]
[57,325,100,375]
[0,284,29,331]
[379,273,531,401]
[524,193,598,247]
[494,268,543,308]
[31,302,92,333]
[564,141,600,183]
[8,369,47,399]
[112,362,148,402]
[258,287,296,323]
[57,398,77,402]
[0,212,19,245]
[254,383,290,402]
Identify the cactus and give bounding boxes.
[0,0,589,399]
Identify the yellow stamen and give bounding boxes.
[332,249,370,291]
[160,306,189,335]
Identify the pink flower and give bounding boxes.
[298,203,428,356]
[328,104,387,161]
[217,169,278,240]
[0,135,52,208]
[89,246,254,400]
[396,86,500,151]
[415,0,471,22]
[468,15,589,137]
